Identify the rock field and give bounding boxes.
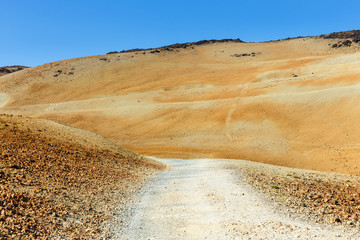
[0,114,163,239]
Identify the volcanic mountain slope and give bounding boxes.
[1,31,360,175]
[0,114,163,239]
[0,66,28,77]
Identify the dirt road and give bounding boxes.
[118,158,359,239]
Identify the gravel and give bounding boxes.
[0,114,164,239]
[233,159,360,228]
[116,158,360,239]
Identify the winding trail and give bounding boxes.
[118,158,359,239]
[0,93,9,108]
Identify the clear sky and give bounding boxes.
[2,0,360,67]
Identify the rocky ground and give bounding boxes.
[0,66,28,77]
[236,161,360,228]
[0,114,164,239]
[320,30,360,42]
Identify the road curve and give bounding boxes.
[118,158,359,239]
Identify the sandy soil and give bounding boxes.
[1,36,360,175]
[118,158,360,239]
[0,93,9,108]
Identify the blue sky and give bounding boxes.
[2,0,360,67]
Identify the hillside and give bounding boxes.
[1,31,360,175]
[0,114,163,238]
[0,65,28,77]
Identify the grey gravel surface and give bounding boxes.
[115,158,360,239]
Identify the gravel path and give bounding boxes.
[118,158,360,239]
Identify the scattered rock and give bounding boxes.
[106,51,119,55]
[0,65,29,77]
[243,168,360,228]
[343,40,352,46]
[231,52,261,58]
[320,30,360,43]
[331,40,352,48]
[0,115,163,238]
[107,39,244,55]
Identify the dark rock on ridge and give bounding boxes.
[0,66,29,77]
[107,38,244,54]
[320,30,360,43]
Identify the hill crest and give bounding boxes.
[1,31,360,176]
[107,30,360,54]
[0,65,29,77]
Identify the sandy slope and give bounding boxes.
[1,36,360,175]
[118,158,360,239]
[0,93,9,108]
